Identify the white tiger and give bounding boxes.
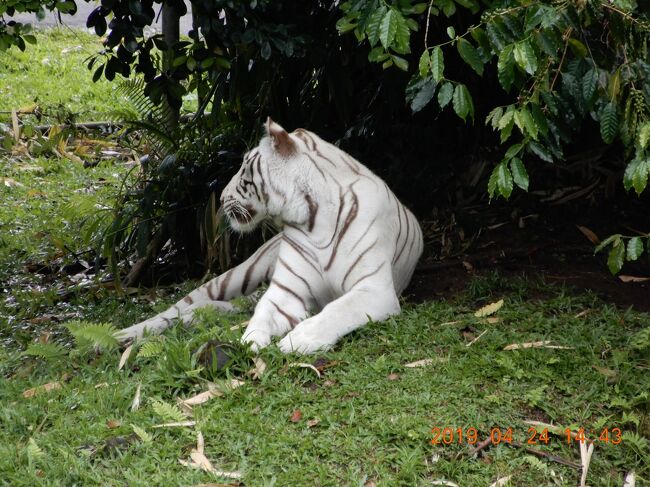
[116,118,423,354]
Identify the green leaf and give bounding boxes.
[519,107,538,140]
[151,399,186,422]
[379,8,398,49]
[497,45,515,91]
[638,122,650,149]
[431,46,444,81]
[366,5,387,46]
[457,38,483,76]
[534,29,561,58]
[65,322,118,351]
[595,234,622,254]
[607,239,625,275]
[368,46,390,62]
[497,161,514,198]
[435,0,456,17]
[393,11,411,54]
[131,424,153,443]
[418,50,430,77]
[509,157,529,191]
[486,106,504,130]
[627,237,644,261]
[530,103,549,137]
[486,21,509,52]
[137,338,165,358]
[528,140,554,162]
[513,40,538,75]
[600,102,618,144]
[567,38,587,58]
[632,158,650,195]
[505,143,523,160]
[392,55,408,71]
[488,165,499,199]
[409,77,436,112]
[582,68,598,103]
[497,109,514,131]
[23,342,68,361]
[452,84,473,122]
[437,82,453,109]
[446,26,456,39]
[499,110,515,143]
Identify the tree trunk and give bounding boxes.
[162,1,180,132]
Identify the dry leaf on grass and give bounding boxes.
[503,341,573,351]
[23,381,61,398]
[624,471,636,487]
[387,373,400,381]
[618,275,650,283]
[465,329,488,347]
[181,390,222,407]
[576,225,600,245]
[485,316,501,324]
[288,362,321,378]
[573,310,590,318]
[489,476,512,487]
[431,480,459,487]
[247,357,267,379]
[289,410,302,423]
[179,379,245,408]
[1,177,24,188]
[106,420,121,429]
[579,440,595,487]
[118,344,133,371]
[474,299,504,318]
[307,418,320,428]
[230,320,248,331]
[152,421,196,428]
[404,358,434,368]
[131,383,142,411]
[438,320,460,326]
[179,431,242,479]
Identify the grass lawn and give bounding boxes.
[1,29,649,487]
[0,29,123,122]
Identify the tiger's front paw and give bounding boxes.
[241,324,272,352]
[278,318,334,354]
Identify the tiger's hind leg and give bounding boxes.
[115,233,283,342]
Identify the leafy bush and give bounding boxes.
[338,0,650,273]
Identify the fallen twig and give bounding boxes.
[509,442,581,469]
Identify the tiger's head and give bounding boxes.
[220,117,304,233]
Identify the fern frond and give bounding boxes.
[23,342,68,361]
[131,424,153,443]
[25,438,45,465]
[65,321,119,351]
[137,338,165,359]
[150,399,186,422]
[631,326,650,350]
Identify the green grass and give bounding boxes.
[1,280,648,486]
[1,28,649,487]
[0,29,123,122]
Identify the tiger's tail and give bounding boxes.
[115,233,283,341]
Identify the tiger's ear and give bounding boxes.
[265,117,295,157]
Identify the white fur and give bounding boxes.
[116,119,423,354]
